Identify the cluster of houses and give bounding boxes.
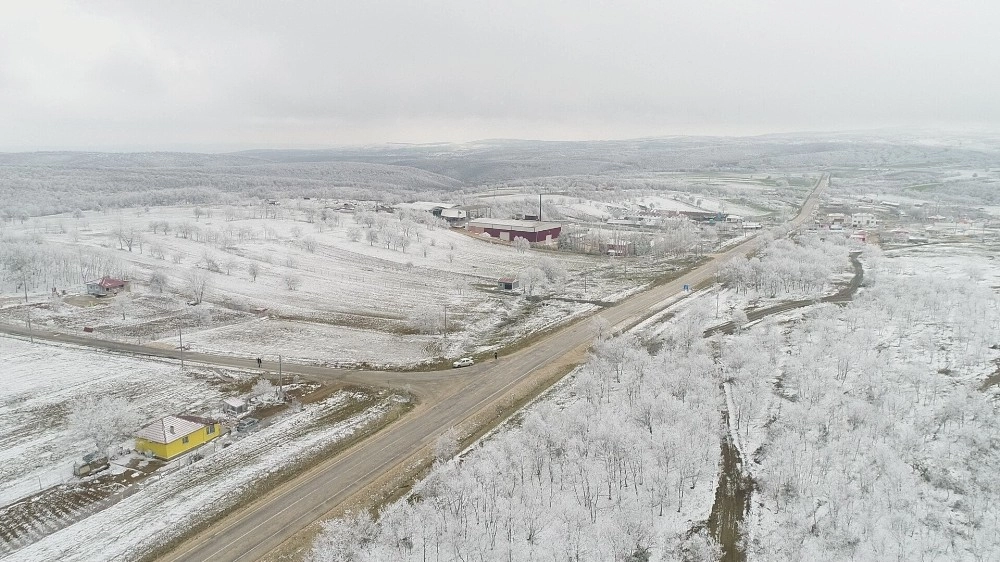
[397,201,565,247]
[395,199,768,249]
[823,212,878,230]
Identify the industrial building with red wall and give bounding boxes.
[466,219,562,245]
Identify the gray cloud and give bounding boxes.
[1,0,998,151]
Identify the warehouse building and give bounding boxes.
[466,219,562,245]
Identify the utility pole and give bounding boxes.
[278,354,283,399]
[26,303,33,344]
[178,326,184,369]
[716,272,721,318]
[443,306,448,340]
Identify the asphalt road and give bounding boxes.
[0,174,826,562]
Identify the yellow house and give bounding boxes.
[135,415,221,460]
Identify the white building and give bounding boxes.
[851,213,878,228]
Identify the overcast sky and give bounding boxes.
[1,0,998,151]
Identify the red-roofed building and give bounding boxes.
[85,276,130,297]
[497,277,520,291]
[467,219,562,246]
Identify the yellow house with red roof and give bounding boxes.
[134,415,221,460]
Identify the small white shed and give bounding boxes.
[223,397,248,416]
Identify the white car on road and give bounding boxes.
[452,357,474,368]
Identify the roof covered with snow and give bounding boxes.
[87,276,127,289]
[467,219,561,232]
[135,415,208,444]
[396,201,457,212]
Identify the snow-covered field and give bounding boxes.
[0,337,240,508]
[173,317,440,367]
[1,204,651,365]
[9,389,402,561]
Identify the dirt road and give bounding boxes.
[0,174,827,561]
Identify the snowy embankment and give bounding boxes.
[724,244,1000,561]
[10,390,399,562]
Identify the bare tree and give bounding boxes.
[302,236,318,253]
[193,207,204,222]
[3,246,35,302]
[282,273,303,291]
[149,243,165,260]
[201,252,222,273]
[148,270,168,293]
[247,261,260,282]
[187,268,212,304]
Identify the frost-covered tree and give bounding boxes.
[519,266,546,296]
[251,379,275,400]
[311,325,723,561]
[68,395,142,455]
[186,268,212,304]
[513,236,530,253]
[148,270,168,293]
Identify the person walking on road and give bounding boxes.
[256,357,262,368]
[494,351,498,361]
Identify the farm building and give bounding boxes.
[440,205,489,224]
[85,277,130,297]
[826,213,847,225]
[222,397,248,416]
[395,201,457,217]
[467,219,562,245]
[497,277,520,291]
[851,213,878,228]
[135,415,222,460]
[600,242,635,256]
[676,210,721,222]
